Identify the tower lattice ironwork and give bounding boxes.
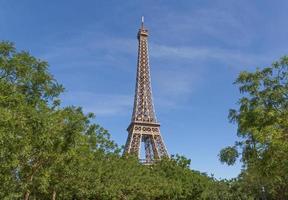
[123,17,169,163]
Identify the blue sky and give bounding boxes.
[1,0,288,179]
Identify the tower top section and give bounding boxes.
[131,17,157,124]
[138,16,148,38]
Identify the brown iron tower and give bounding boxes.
[123,17,169,163]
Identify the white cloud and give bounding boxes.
[39,21,273,74]
[39,22,279,116]
[62,91,133,116]
[150,43,273,69]
[151,5,256,47]
[154,68,200,96]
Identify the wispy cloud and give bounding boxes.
[155,69,197,96]
[62,91,133,116]
[152,67,202,107]
[41,33,136,71]
[150,43,272,69]
[40,18,273,73]
[38,12,281,117]
[151,6,253,47]
[41,30,276,117]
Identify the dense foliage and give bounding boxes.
[220,56,288,199]
[2,41,287,199]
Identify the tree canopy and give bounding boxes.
[220,56,288,199]
[2,41,287,199]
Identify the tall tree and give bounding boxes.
[220,56,288,199]
[0,41,119,199]
[0,40,63,199]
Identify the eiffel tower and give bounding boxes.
[123,17,169,163]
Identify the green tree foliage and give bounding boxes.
[219,146,239,166]
[220,56,288,199]
[0,41,255,199]
[0,41,119,199]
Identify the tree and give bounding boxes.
[0,41,119,199]
[0,40,64,199]
[220,56,288,199]
[1,40,258,199]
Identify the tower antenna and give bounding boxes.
[141,16,144,28]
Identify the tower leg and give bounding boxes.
[124,132,132,155]
[154,135,169,158]
[151,135,160,160]
[144,135,153,162]
[124,133,142,157]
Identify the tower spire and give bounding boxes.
[123,19,169,164]
[141,16,144,29]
